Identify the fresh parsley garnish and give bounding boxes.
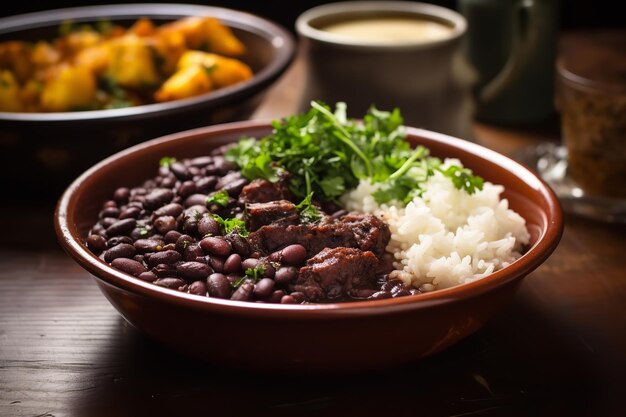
[211,214,249,237]
[206,190,230,207]
[232,265,265,288]
[159,156,176,168]
[225,101,483,205]
[295,193,322,223]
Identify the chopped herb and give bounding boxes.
[206,190,230,207]
[159,156,176,168]
[226,101,484,206]
[245,265,265,281]
[295,193,322,223]
[232,265,265,288]
[211,214,249,237]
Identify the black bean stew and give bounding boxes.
[85,146,418,304]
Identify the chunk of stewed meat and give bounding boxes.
[248,213,390,257]
[239,178,292,205]
[293,247,379,302]
[246,200,300,232]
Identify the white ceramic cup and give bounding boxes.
[295,1,473,138]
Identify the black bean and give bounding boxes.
[253,278,275,299]
[159,175,177,188]
[100,206,120,219]
[133,254,145,263]
[111,258,147,276]
[106,218,137,237]
[199,236,231,257]
[153,215,177,234]
[144,188,174,210]
[223,253,242,274]
[90,224,106,237]
[241,257,260,271]
[154,203,184,218]
[177,261,212,281]
[222,178,248,196]
[280,244,307,266]
[146,250,181,267]
[100,217,118,228]
[274,266,297,285]
[184,194,208,208]
[213,156,235,175]
[119,206,142,219]
[261,262,276,278]
[106,235,133,248]
[280,295,297,304]
[195,176,218,193]
[86,234,107,253]
[104,243,136,263]
[189,156,213,167]
[208,256,225,272]
[130,227,151,240]
[183,243,204,262]
[224,232,251,256]
[268,290,285,303]
[290,292,306,303]
[113,187,130,204]
[177,180,196,198]
[103,200,117,208]
[164,230,182,244]
[188,280,208,296]
[207,273,230,299]
[170,161,191,180]
[231,283,253,301]
[134,238,164,253]
[197,216,220,236]
[215,171,242,190]
[161,243,176,252]
[154,277,186,290]
[137,271,157,282]
[152,263,177,277]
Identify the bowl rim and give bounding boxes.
[54,120,563,318]
[0,3,296,122]
[295,1,467,51]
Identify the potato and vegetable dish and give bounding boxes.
[0,16,253,112]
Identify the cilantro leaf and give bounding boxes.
[206,190,230,207]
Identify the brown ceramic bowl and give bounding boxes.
[0,3,295,202]
[54,121,563,373]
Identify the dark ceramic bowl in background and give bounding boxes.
[0,3,295,202]
[54,120,563,374]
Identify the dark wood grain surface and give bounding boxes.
[2,46,626,417]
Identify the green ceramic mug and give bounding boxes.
[458,0,558,125]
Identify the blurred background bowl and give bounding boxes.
[55,120,563,374]
[0,3,295,202]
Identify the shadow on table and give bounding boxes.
[71,294,613,417]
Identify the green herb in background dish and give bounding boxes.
[225,101,483,205]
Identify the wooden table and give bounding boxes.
[2,55,626,417]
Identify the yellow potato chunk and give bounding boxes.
[0,70,24,112]
[40,64,96,111]
[203,17,246,56]
[158,17,245,56]
[177,50,252,88]
[106,35,161,88]
[154,64,213,102]
[0,41,34,82]
[74,44,110,75]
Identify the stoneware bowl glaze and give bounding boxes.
[0,4,295,202]
[55,121,563,374]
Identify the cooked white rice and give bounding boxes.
[341,158,530,290]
